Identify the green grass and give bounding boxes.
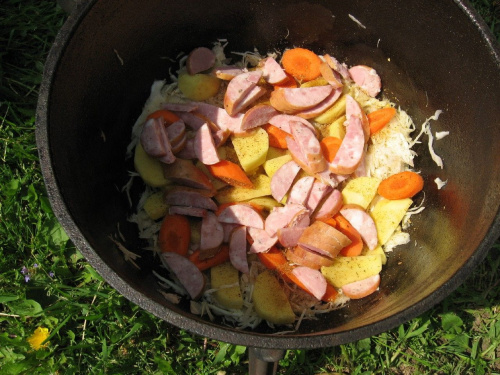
[0,1,499,374]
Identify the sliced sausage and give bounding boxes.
[211,129,231,148]
[165,187,218,211]
[166,119,186,145]
[190,102,244,134]
[290,121,327,173]
[315,169,348,188]
[258,56,288,84]
[340,205,378,250]
[291,266,327,300]
[286,136,315,175]
[170,133,187,154]
[268,114,317,134]
[285,245,335,269]
[241,104,279,130]
[231,86,268,118]
[298,220,351,258]
[328,97,365,175]
[140,117,176,164]
[186,47,216,75]
[287,176,315,206]
[161,252,205,299]
[270,160,302,202]
[287,208,310,228]
[305,180,331,212]
[169,206,207,218]
[175,137,197,159]
[162,102,199,112]
[345,95,370,141]
[312,189,343,220]
[173,111,206,131]
[200,211,224,253]
[163,158,214,191]
[319,62,343,89]
[265,203,307,237]
[224,70,262,116]
[247,227,278,254]
[277,227,306,248]
[194,123,220,165]
[222,222,240,243]
[341,274,380,299]
[270,85,333,113]
[218,204,264,229]
[295,87,342,119]
[348,65,381,97]
[213,66,245,80]
[229,225,249,273]
[324,54,351,80]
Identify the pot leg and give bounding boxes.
[248,347,285,375]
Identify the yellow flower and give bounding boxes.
[27,327,50,350]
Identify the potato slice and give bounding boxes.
[231,128,269,173]
[143,191,169,220]
[211,262,244,310]
[134,143,170,187]
[266,147,290,160]
[263,154,293,178]
[253,270,295,324]
[300,77,329,88]
[178,73,221,101]
[361,245,387,265]
[246,197,283,211]
[215,174,271,204]
[342,177,381,209]
[321,254,382,288]
[313,94,346,124]
[370,197,412,245]
[326,115,346,139]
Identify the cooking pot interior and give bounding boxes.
[37,0,500,348]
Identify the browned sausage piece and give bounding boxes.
[285,245,335,269]
[291,266,327,300]
[312,189,343,221]
[270,85,333,113]
[194,123,220,165]
[218,204,264,229]
[270,160,302,202]
[340,205,378,250]
[163,158,214,192]
[165,187,218,211]
[229,225,249,273]
[200,211,224,252]
[140,117,176,164]
[295,87,342,119]
[298,221,351,258]
[323,54,351,81]
[265,203,307,237]
[161,252,206,299]
[241,104,279,131]
[224,70,262,116]
[348,65,382,97]
[277,227,306,248]
[169,205,207,218]
[248,227,278,254]
[258,56,288,84]
[319,62,343,89]
[186,47,216,75]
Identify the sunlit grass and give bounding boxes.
[0,0,499,374]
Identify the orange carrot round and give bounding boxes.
[332,214,363,257]
[281,48,322,82]
[146,109,181,125]
[189,245,230,271]
[206,160,253,188]
[367,107,396,134]
[158,214,191,256]
[320,136,343,163]
[378,171,424,200]
[262,124,290,149]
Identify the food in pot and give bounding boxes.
[123,41,435,329]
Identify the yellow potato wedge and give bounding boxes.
[342,177,381,209]
[370,197,413,246]
[246,197,283,211]
[215,174,271,204]
[313,94,346,124]
[143,191,169,220]
[134,143,170,188]
[253,270,295,325]
[178,73,221,101]
[326,115,347,139]
[211,262,244,310]
[263,154,293,178]
[321,254,383,288]
[361,245,387,265]
[231,127,269,173]
[266,146,290,160]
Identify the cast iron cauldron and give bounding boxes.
[36,0,500,372]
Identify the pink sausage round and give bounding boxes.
[348,65,381,97]
[200,211,224,251]
[341,274,380,299]
[291,266,327,300]
[270,160,302,202]
[340,205,378,250]
[194,123,220,165]
[229,225,249,274]
[186,47,216,75]
[218,204,264,229]
[161,252,205,299]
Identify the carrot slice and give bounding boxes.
[206,160,254,188]
[320,136,343,163]
[377,171,424,200]
[146,109,181,125]
[158,214,191,256]
[281,48,322,82]
[332,214,363,257]
[262,124,290,149]
[258,248,337,302]
[189,245,230,271]
[367,107,396,134]
[273,72,298,89]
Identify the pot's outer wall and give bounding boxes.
[36,0,500,348]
